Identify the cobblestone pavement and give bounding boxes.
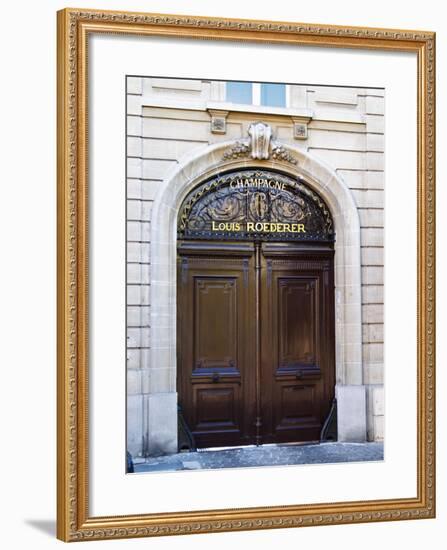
[133,442,384,473]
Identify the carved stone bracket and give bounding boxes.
[248,122,272,159]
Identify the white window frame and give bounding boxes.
[226,82,289,107]
[252,82,261,105]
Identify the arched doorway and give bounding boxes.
[176,169,335,448]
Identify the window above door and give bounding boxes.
[226,81,287,108]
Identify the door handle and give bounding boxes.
[212,373,220,383]
[296,370,303,380]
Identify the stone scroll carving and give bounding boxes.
[248,122,272,159]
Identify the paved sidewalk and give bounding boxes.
[133,442,384,473]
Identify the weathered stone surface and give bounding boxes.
[127,348,141,369]
[372,386,385,416]
[336,385,367,442]
[127,115,142,136]
[142,159,177,180]
[361,228,384,247]
[127,369,142,394]
[142,137,207,160]
[134,442,384,472]
[366,133,384,152]
[362,266,384,285]
[143,117,211,141]
[373,415,384,440]
[127,305,150,327]
[362,322,384,343]
[365,96,385,115]
[127,327,148,350]
[127,136,142,157]
[127,94,142,115]
[363,343,384,363]
[127,395,143,457]
[142,180,163,201]
[359,209,384,229]
[127,284,150,306]
[127,263,150,284]
[308,129,365,151]
[127,157,142,178]
[364,363,384,385]
[365,114,385,133]
[362,303,384,324]
[352,189,384,209]
[127,242,151,263]
[150,77,204,92]
[147,392,178,456]
[310,148,366,170]
[366,152,384,171]
[361,246,384,265]
[126,200,151,222]
[127,221,141,242]
[127,76,143,95]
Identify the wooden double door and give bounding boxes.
[177,240,335,449]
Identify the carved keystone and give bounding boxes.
[248,122,272,160]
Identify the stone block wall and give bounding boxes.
[126,77,384,456]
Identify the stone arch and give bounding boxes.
[146,140,364,454]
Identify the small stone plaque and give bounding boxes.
[294,122,308,140]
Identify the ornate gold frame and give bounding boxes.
[57,7,436,542]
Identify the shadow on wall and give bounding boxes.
[24,519,56,537]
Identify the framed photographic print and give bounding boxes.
[57,7,436,542]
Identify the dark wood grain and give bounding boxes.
[177,240,335,448]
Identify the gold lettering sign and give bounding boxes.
[211,221,242,232]
[212,221,306,233]
[229,177,286,191]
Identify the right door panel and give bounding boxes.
[260,246,335,444]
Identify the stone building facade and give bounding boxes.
[126,77,384,458]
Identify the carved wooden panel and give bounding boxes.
[194,386,240,432]
[275,384,319,431]
[194,278,237,371]
[278,278,319,368]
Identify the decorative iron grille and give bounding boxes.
[178,170,335,242]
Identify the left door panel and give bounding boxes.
[177,244,255,448]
